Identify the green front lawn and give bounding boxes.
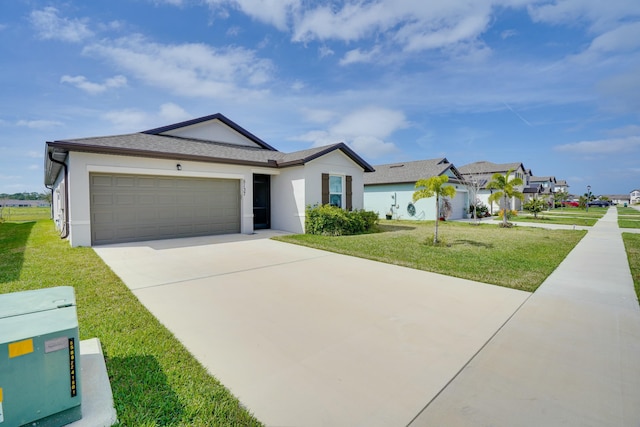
[510,214,598,226]
[618,206,640,229]
[274,221,586,292]
[0,220,261,427]
[622,233,640,303]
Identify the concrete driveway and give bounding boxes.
[94,230,529,426]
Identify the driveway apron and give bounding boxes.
[94,231,530,426]
[410,207,640,426]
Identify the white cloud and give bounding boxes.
[501,29,518,39]
[84,35,273,99]
[301,108,336,124]
[291,80,305,91]
[205,0,300,31]
[294,106,406,158]
[29,7,94,42]
[16,120,63,129]
[554,136,640,154]
[28,164,40,171]
[527,0,640,33]
[102,109,150,131]
[318,45,334,58]
[27,151,42,159]
[60,75,127,95]
[102,103,192,131]
[158,103,191,122]
[339,47,381,66]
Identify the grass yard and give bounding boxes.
[0,219,262,427]
[274,220,586,292]
[513,207,605,226]
[0,206,50,222]
[618,206,640,229]
[622,233,640,303]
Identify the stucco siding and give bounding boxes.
[304,150,366,210]
[364,183,468,220]
[270,167,305,234]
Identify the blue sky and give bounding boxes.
[1,0,639,196]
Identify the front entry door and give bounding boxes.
[253,174,270,229]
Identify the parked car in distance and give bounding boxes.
[562,201,579,207]
[587,200,610,207]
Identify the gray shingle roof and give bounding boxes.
[529,176,556,183]
[363,158,461,185]
[45,130,374,185]
[458,161,524,175]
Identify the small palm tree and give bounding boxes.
[413,175,456,243]
[487,169,524,227]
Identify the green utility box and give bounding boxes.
[0,287,82,426]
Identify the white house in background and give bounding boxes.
[555,179,569,194]
[630,189,640,204]
[44,113,374,247]
[458,161,528,213]
[363,158,469,221]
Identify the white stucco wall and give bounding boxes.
[305,151,366,210]
[270,166,306,234]
[364,183,468,221]
[64,152,261,246]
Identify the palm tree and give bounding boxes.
[413,175,456,243]
[487,169,524,227]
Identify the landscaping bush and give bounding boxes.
[306,204,378,236]
[498,209,518,220]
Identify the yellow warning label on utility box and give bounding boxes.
[0,387,3,401]
[8,338,34,358]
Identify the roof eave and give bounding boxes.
[46,141,279,169]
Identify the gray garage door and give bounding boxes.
[90,173,240,245]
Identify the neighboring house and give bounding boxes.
[44,113,374,247]
[630,189,640,204]
[555,179,569,194]
[0,199,50,207]
[363,158,468,220]
[458,161,528,212]
[528,176,557,206]
[523,185,542,203]
[608,195,631,205]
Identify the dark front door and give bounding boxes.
[253,174,270,229]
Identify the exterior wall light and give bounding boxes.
[176,163,182,171]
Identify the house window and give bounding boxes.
[322,173,352,210]
[329,175,343,207]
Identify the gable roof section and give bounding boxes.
[278,143,374,172]
[143,113,277,151]
[363,158,462,185]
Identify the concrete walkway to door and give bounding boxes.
[94,231,530,426]
[410,207,640,426]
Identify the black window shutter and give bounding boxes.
[346,175,353,211]
[321,173,329,205]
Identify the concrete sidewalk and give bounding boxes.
[410,207,640,426]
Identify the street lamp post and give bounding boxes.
[586,185,591,212]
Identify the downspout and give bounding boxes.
[45,184,53,220]
[48,151,70,239]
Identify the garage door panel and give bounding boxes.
[115,177,135,187]
[90,173,240,245]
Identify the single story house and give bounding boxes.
[631,189,640,205]
[363,158,469,220]
[458,161,528,213]
[44,113,374,246]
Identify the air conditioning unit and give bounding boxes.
[0,286,82,426]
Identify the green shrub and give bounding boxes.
[305,205,378,236]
